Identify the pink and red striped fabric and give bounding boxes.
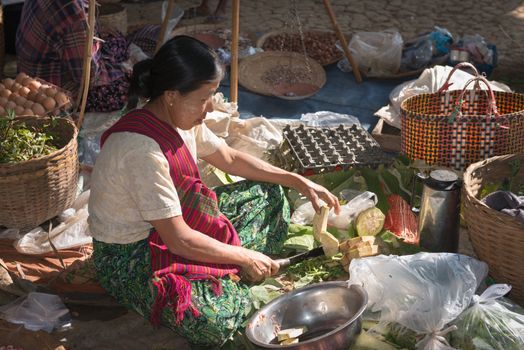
[101,109,241,324]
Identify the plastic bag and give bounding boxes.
[14,191,92,255]
[0,292,71,333]
[347,29,403,77]
[348,252,488,350]
[450,284,524,350]
[300,111,360,127]
[290,191,377,230]
[160,2,184,45]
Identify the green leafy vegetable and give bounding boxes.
[0,112,58,164]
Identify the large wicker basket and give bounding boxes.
[0,116,79,230]
[463,153,524,305]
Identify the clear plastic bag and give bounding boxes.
[348,252,488,350]
[347,29,403,77]
[450,284,524,350]
[290,191,377,230]
[0,292,71,333]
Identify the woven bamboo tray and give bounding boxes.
[99,2,127,35]
[0,116,79,230]
[463,154,524,305]
[239,51,326,100]
[257,30,346,66]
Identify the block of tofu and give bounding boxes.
[312,205,330,241]
[277,327,307,341]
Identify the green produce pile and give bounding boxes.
[0,113,58,163]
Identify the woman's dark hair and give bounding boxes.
[127,35,223,109]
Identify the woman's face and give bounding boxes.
[168,80,220,130]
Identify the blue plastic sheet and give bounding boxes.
[218,64,409,131]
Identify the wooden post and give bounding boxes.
[156,0,175,54]
[76,0,96,130]
[322,0,362,83]
[230,0,240,103]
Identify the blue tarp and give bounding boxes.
[218,64,410,131]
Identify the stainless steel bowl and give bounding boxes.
[245,281,367,350]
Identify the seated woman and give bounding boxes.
[87,35,339,347]
[16,0,154,112]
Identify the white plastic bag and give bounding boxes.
[0,292,71,333]
[348,29,403,77]
[348,252,488,350]
[14,191,92,255]
[290,191,377,230]
[450,284,524,350]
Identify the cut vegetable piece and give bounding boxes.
[355,207,385,236]
[280,337,299,345]
[312,205,329,241]
[277,327,307,341]
[319,231,339,257]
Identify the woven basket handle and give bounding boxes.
[450,76,500,122]
[437,62,480,93]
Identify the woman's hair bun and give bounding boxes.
[132,58,154,97]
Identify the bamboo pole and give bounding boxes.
[156,0,175,54]
[230,0,240,103]
[76,0,96,130]
[322,0,362,83]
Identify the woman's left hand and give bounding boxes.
[294,176,341,215]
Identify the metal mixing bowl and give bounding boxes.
[245,281,367,350]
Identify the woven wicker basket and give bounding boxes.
[463,153,524,305]
[98,3,127,35]
[0,116,79,230]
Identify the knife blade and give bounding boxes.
[275,246,325,269]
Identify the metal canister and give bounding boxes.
[417,169,462,252]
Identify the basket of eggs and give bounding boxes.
[0,73,78,230]
[0,72,72,117]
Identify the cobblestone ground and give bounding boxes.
[125,0,524,90]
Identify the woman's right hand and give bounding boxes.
[241,249,279,282]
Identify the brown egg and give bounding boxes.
[0,83,5,90]
[0,97,7,106]
[14,95,26,106]
[0,106,5,116]
[31,103,46,115]
[14,105,25,115]
[21,77,33,87]
[23,100,34,109]
[3,78,14,89]
[23,108,34,116]
[45,87,58,98]
[0,89,11,98]
[26,90,38,101]
[11,82,22,93]
[18,86,31,98]
[36,92,47,104]
[8,92,20,102]
[54,92,69,106]
[42,97,56,110]
[15,72,28,84]
[27,80,41,91]
[5,100,17,111]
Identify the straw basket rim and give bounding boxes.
[400,90,524,120]
[239,51,326,99]
[0,116,78,172]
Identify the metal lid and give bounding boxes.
[427,169,460,190]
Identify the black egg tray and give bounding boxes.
[277,124,391,175]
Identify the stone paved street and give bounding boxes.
[125,0,524,90]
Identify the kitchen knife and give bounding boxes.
[275,246,325,269]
